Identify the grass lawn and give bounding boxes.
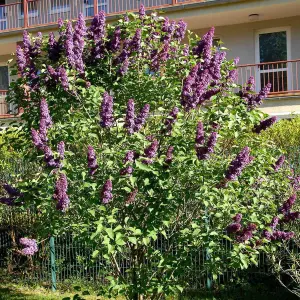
[0,282,101,300]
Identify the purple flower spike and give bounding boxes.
[192,27,215,66]
[196,132,218,160]
[123,150,135,164]
[124,99,135,134]
[279,194,297,215]
[165,146,174,165]
[89,11,106,41]
[57,67,69,91]
[31,128,44,150]
[270,216,279,230]
[20,238,38,256]
[16,46,26,73]
[227,223,242,234]
[273,155,285,172]
[232,213,242,223]
[134,104,150,132]
[225,147,253,181]
[40,98,52,128]
[57,141,65,161]
[73,13,87,73]
[130,29,142,53]
[101,180,113,204]
[108,26,121,52]
[119,57,130,76]
[183,44,189,56]
[254,116,277,134]
[65,21,75,68]
[174,19,187,41]
[139,4,145,20]
[126,189,138,205]
[195,122,205,145]
[87,145,98,175]
[143,139,159,164]
[53,173,70,212]
[164,107,179,134]
[100,92,114,128]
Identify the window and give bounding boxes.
[256,28,291,93]
[50,0,70,13]
[84,0,108,17]
[0,66,9,90]
[0,66,14,115]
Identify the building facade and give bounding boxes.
[0,0,299,120]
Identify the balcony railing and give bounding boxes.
[0,0,205,32]
[237,59,300,96]
[0,90,19,118]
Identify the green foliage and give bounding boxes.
[3,10,297,300]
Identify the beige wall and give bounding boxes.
[193,16,300,64]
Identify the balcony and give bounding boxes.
[237,59,300,97]
[0,0,208,33]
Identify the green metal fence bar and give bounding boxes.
[50,236,57,292]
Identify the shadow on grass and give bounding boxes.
[0,287,35,300]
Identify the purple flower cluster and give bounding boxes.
[0,184,23,206]
[165,146,174,165]
[48,32,61,62]
[240,77,272,109]
[31,98,65,168]
[174,19,187,42]
[120,150,136,176]
[73,13,86,73]
[143,139,159,164]
[164,107,179,134]
[89,11,106,59]
[139,4,145,20]
[107,26,121,53]
[47,66,69,91]
[272,155,285,172]
[53,173,70,212]
[20,238,38,256]
[253,116,277,134]
[278,194,300,223]
[151,42,170,72]
[130,29,142,53]
[183,44,189,56]
[227,214,257,243]
[101,180,113,204]
[100,92,114,128]
[196,131,218,160]
[195,121,205,145]
[87,146,98,175]
[119,57,130,76]
[263,228,294,241]
[65,21,75,68]
[124,99,150,134]
[225,147,254,181]
[192,27,214,65]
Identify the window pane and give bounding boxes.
[259,31,287,64]
[0,66,9,90]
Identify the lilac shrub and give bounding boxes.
[5,6,298,299]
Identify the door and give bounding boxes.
[256,28,291,93]
[0,65,9,115]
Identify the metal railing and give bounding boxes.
[237,59,300,95]
[0,90,18,118]
[0,0,207,32]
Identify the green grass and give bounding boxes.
[0,282,100,300]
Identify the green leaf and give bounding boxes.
[105,228,114,240]
[128,237,137,244]
[92,250,99,258]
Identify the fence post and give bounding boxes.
[50,236,57,292]
[94,0,98,16]
[23,0,28,28]
[205,209,212,289]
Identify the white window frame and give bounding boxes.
[49,0,71,14]
[255,26,291,92]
